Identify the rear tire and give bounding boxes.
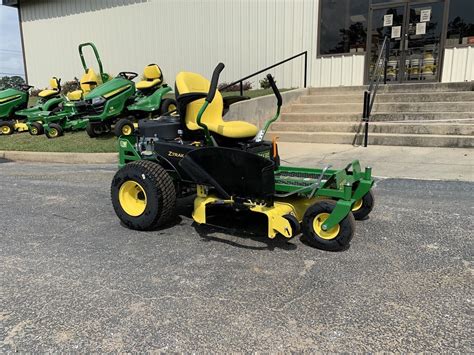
[302,200,355,251]
[29,121,44,136]
[86,122,106,138]
[114,118,135,137]
[352,190,375,221]
[0,121,15,135]
[46,123,63,139]
[159,98,177,115]
[111,160,177,230]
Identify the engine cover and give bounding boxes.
[138,116,181,140]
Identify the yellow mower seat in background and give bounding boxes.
[38,77,60,98]
[176,71,258,139]
[136,64,163,90]
[66,68,102,101]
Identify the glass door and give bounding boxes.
[402,1,445,82]
[367,1,446,83]
[368,4,407,83]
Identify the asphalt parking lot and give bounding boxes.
[0,160,472,352]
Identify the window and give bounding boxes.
[319,0,369,55]
[446,0,474,46]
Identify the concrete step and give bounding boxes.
[373,102,474,113]
[271,122,474,135]
[280,113,362,122]
[378,82,474,93]
[375,91,474,103]
[300,91,474,104]
[309,86,366,95]
[371,112,474,121]
[290,103,363,113]
[268,131,474,147]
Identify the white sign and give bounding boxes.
[420,9,431,22]
[416,22,427,35]
[384,14,393,27]
[391,26,401,39]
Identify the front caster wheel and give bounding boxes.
[45,123,64,139]
[29,121,44,135]
[302,201,355,251]
[111,160,177,230]
[352,190,375,220]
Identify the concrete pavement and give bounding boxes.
[0,161,473,352]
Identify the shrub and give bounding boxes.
[259,76,276,89]
[218,81,252,92]
[61,78,80,94]
[30,88,42,97]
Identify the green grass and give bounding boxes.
[7,88,293,153]
[0,131,117,153]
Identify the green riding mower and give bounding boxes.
[25,42,112,137]
[0,83,33,135]
[111,63,375,251]
[82,64,177,138]
[0,78,65,135]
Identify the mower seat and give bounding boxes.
[38,77,61,98]
[175,72,258,139]
[136,64,163,90]
[66,68,102,101]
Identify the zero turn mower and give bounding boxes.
[111,63,375,251]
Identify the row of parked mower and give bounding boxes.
[0,42,176,139]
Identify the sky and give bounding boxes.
[0,4,24,78]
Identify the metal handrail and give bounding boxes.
[362,35,390,147]
[221,51,308,95]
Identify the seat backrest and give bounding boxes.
[144,64,163,84]
[175,71,224,130]
[50,77,60,91]
[80,68,101,94]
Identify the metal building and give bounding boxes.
[3,0,474,88]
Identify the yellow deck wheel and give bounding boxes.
[122,125,133,135]
[119,180,147,216]
[352,199,363,212]
[312,212,340,240]
[1,125,12,135]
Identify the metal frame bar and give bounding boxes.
[221,51,308,94]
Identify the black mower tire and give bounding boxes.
[352,190,375,221]
[86,122,107,138]
[111,160,177,231]
[159,98,178,115]
[0,121,15,135]
[302,200,355,251]
[29,121,44,136]
[114,118,135,137]
[283,214,301,237]
[46,123,64,139]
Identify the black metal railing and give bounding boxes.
[362,36,390,147]
[221,51,308,95]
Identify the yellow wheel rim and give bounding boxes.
[49,128,58,138]
[122,125,133,135]
[169,104,176,112]
[352,199,363,212]
[1,126,11,134]
[312,213,340,240]
[31,127,38,135]
[119,180,147,217]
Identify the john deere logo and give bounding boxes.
[168,151,185,158]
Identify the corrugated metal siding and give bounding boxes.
[441,46,474,83]
[20,0,364,88]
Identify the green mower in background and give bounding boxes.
[0,78,65,135]
[111,63,375,251]
[24,42,112,137]
[81,64,176,138]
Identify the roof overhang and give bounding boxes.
[2,0,18,7]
